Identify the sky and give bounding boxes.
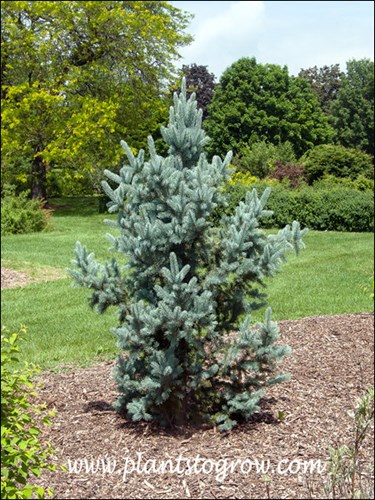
[170,1,374,79]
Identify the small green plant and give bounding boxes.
[324,387,374,499]
[263,473,272,499]
[1,186,51,236]
[301,388,374,499]
[1,326,59,499]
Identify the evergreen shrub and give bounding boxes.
[312,174,374,192]
[70,80,308,430]
[1,327,58,499]
[1,188,51,235]
[273,188,373,232]
[223,171,374,232]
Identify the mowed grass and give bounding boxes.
[259,231,374,321]
[1,196,374,370]
[2,197,122,369]
[2,197,121,269]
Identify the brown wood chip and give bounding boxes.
[27,313,374,498]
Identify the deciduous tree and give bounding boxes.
[1,1,192,199]
[204,57,333,159]
[182,63,216,119]
[298,64,343,113]
[329,59,374,156]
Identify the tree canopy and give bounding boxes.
[182,63,216,119]
[1,0,192,198]
[298,64,343,114]
[329,59,374,156]
[204,57,333,159]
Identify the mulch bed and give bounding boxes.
[31,313,374,499]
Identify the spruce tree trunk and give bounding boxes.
[31,148,47,200]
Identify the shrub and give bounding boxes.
[313,174,374,192]
[269,161,306,188]
[301,144,374,184]
[1,326,58,499]
[265,187,374,232]
[233,140,297,178]
[1,187,51,236]
[227,171,259,188]
[222,180,374,232]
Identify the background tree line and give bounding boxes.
[1,1,374,202]
[1,0,192,199]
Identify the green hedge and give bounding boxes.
[218,183,374,232]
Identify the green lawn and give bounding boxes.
[261,231,374,320]
[2,197,120,270]
[1,196,374,370]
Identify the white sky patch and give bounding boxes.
[172,1,374,79]
[177,1,266,77]
[257,1,374,75]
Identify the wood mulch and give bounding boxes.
[29,313,374,499]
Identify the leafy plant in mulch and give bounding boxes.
[324,387,374,499]
[302,387,374,499]
[70,79,307,431]
[1,326,59,499]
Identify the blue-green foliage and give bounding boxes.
[69,80,307,430]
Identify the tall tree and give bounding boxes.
[329,59,374,156]
[204,57,333,159]
[1,1,192,199]
[182,63,216,119]
[70,81,307,430]
[298,64,343,113]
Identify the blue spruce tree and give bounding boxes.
[69,80,308,430]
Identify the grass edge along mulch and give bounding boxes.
[31,312,374,499]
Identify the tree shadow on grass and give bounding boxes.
[48,196,100,217]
